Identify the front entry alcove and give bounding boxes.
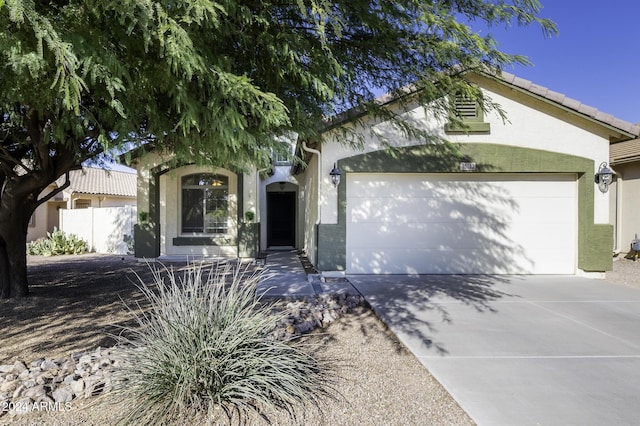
[266,182,298,248]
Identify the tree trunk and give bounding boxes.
[0,107,91,298]
[0,193,32,299]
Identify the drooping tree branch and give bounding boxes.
[34,168,79,208]
[0,0,556,297]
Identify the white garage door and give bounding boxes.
[346,173,577,274]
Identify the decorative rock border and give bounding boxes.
[271,293,366,339]
[0,292,366,418]
[0,347,121,418]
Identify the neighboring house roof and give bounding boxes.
[56,167,137,197]
[610,138,640,165]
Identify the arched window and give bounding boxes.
[181,174,228,234]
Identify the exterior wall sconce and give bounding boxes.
[330,163,341,187]
[594,162,615,193]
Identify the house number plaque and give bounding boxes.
[459,162,476,171]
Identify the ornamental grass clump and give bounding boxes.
[112,261,333,425]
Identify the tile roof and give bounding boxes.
[497,71,640,137]
[323,70,640,140]
[57,167,137,198]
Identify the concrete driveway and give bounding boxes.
[348,275,640,425]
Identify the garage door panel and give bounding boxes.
[511,197,575,222]
[349,247,575,275]
[348,198,513,224]
[348,222,511,250]
[348,173,576,198]
[348,198,575,225]
[349,248,532,274]
[349,221,575,251]
[525,249,576,274]
[346,173,577,275]
[348,197,445,223]
[507,223,576,249]
[348,176,439,197]
[495,179,575,197]
[348,248,497,274]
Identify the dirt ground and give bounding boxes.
[2,253,638,425]
[1,254,157,362]
[605,254,640,288]
[5,253,637,363]
[1,254,474,425]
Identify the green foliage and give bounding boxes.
[26,228,88,256]
[137,211,149,224]
[0,0,556,297]
[112,262,333,425]
[0,0,557,174]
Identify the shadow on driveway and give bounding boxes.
[348,274,519,355]
[349,274,640,425]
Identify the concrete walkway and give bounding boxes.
[348,275,640,426]
[256,251,316,298]
[256,251,357,298]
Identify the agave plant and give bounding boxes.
[112,260,333,425]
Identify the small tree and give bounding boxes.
[0,0,555,297]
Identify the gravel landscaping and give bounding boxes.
[2,253,638,424]
[605,255,640,288]
[1,254,474,425]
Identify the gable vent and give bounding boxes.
[454,96,478,119]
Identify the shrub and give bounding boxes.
[112,261,333,425]
[122,234,134,255]
[138,211,149,223]
[26,228,88,256]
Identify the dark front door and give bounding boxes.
[267,191,296,247]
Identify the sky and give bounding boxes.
[475,1,640,124]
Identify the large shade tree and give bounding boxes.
[0,0,555,298]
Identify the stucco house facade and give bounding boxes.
[609,138,640,255]
[27,167,137,242]
[130,71,639,275]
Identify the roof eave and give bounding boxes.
[476,70,640,142]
